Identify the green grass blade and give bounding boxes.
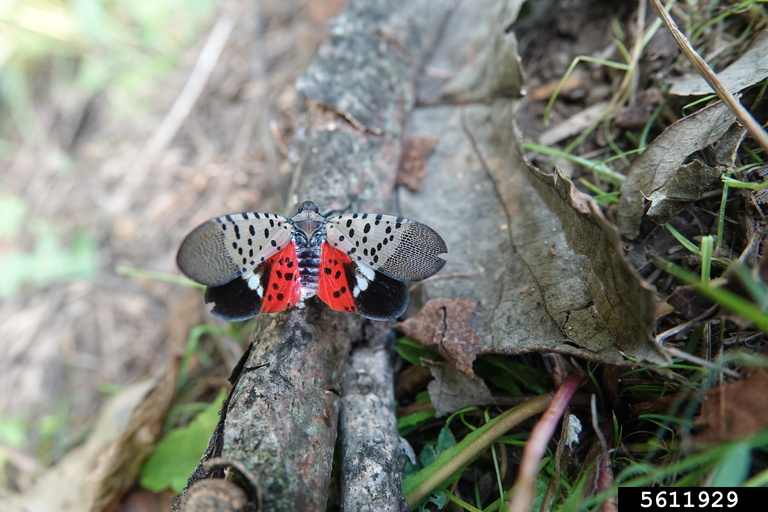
[404,394,551,508]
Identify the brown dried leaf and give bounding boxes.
[397,137,438,191]
[670,30,768,96]
[646,122,747,224]
[617,101,736,238]
[694,368,768,442]
[2,380,157,512]
[91,354,179,510]
[397,298,482,378]
[426,362,495,417]
[397,0,664,367]
[3,289,188,512]
[645,159,721,224]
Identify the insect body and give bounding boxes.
[177,201,447,321]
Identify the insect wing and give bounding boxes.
[350,263,409,320]
[204,242,300,321]
[177,212,293,286]
[317,243,357,314]
[259,243,301,313]
[324,213,447,282]
[317,243,409,321]
[204,270,262,321]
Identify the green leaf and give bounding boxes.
[140,389,226,493]
[419,443,438,468]
[436,425,457,453]
[419,491,447,511]
[398,409,435,436]
[395,337,440,367]
[475,355,549,394]
[710,442,751,487]
[665,223,701,255]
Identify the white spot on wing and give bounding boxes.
[247,273,263,296]
[357,263,375,280]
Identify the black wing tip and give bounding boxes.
[431,256,447,275]
[421,227,448,279]
[354,272,409,321]
[410,219,447,250]
[431,230,449,256]
[204,278,262,322]
[209,307,258,322]
[359,295,409,321]
[411,222,448,269]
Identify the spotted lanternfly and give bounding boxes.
[176,201,447,321]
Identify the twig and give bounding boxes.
[118,11,235,203]
[649,0,768,154]
[654,304,719,345]
[340,329,409,511]
[663,346,742,379]
[506,373,587,512]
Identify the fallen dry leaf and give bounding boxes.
[2,380,156,512]
[694,367,768,442]
[670,30,768,96]
[1,291,189,512]
[617,100,736,238]
[398,298,483,377]
[395,0,664,368]
[426,362,496,417]
[645,159,721,224]
[90,354,180,511]
[397,137,439,191]
[647,122,746,224]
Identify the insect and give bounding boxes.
[177,201,447,321]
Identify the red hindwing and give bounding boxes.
[317,243,357,314]
[259,242,301,313]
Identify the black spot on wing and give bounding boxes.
[204,277,262,321]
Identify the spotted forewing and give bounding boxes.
[176,212,293,286]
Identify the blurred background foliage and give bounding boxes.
[0,0,216,298]
[1,0,216,130]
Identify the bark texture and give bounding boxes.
[340,327,409,512]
